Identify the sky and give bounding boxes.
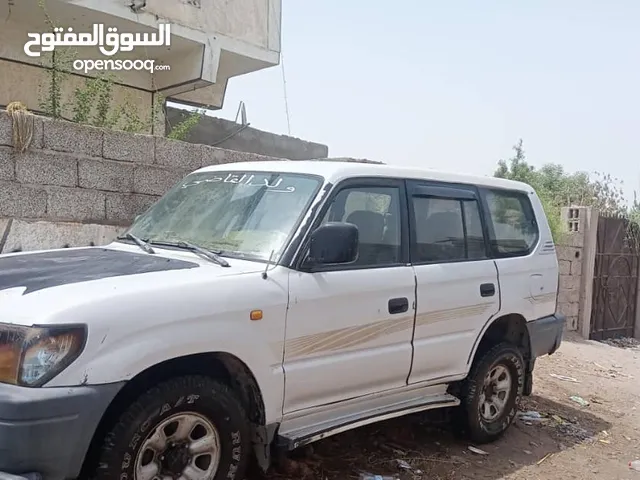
[192,1,640,201]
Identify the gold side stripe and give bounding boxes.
[527,292,556,304]
[282,302,493,359]
[416,303,492,327]
[286,315,414,358]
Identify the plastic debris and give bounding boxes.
[629,460,640,471]
[468,446,489,455]
[395,459,412,471]
[569,395,590,407]
[359,474,398,480]
[549,373,580,383]
[518,411,545,421]
[537,453,553,465]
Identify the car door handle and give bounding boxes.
[388,297,409,314]
[480,283,496,297]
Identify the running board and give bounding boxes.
[277,393,460,450]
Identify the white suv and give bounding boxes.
[0,161,564,480]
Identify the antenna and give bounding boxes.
[234,101,248,125]
[262,249,276,279]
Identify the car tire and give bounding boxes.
[91,375,251,480]
[454,342,525,444]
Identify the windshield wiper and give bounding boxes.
[117,233,155,254]
[149,240,230,267]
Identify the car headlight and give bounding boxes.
[0,323,86,387]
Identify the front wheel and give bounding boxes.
[455,342,525,444]
[91,375,251,480]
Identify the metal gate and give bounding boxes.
[590,214,640,340]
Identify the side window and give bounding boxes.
[321,186,402,267]
[412,196,487,263]
[483,189,539,256]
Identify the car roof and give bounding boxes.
[197,159,533,193]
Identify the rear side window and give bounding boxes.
[412,196,487,263]
[483,189,539,257]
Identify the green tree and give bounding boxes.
[494,140,631,243]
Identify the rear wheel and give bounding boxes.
[454,342,525,444]
[91,375,251,480]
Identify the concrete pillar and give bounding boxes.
[578,208,599,339]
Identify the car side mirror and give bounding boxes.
[307,222,358,267]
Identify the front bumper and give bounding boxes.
[527,312,566,359]
[0,381,124,480]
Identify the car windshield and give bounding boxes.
[124,171,323,262]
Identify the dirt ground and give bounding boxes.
[255,332,640,480]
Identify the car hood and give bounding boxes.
[0,245,267,323]
[0,246,204,295]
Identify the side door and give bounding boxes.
[283,177,416,413]
[479,187,551,323]
[407,181,501,384]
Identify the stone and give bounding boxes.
[0,181,47,217]
[43,118,103,157]
[15,150,77,187]
[0,147,14,181]
[104,130,154,164]
[106,192,158,224]
[79,158,134,193]
[46,187,106,222]
[133,165,188,196]
[155,136,203,171]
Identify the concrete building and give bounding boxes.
[0,0,281,133]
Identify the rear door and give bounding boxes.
[407,181,501,384]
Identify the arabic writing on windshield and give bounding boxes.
[128,172,321,261]
[182,173,297,193]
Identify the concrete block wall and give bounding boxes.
[556,206,598,336]
[0,110,293,253]
[556,243,582,331]
[165,106,329,160]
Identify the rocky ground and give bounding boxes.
[255,332,640,479]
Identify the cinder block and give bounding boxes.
[79,158,134,193]
[560,274,580,291]
[201,145,230,167]
[558,301,579,317]
[571,257,583,275]
[556,246,582,262]
[0,111,43,150]
[155,136,203,171]
[16,150,77,187]
[133,165,188,196]
[43,118,102,157]
[31,115,45,149]
[558,287,579,304]
[566,316,579,331]
[104,130,154,164]
[0,111,11,147]
[0,181,47,217]
[0,147,14,181]
[205,147,274,165]
[47,187,105,222]
[564,231,585,247]
[558,259,571,275]
[106,193,158,224]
